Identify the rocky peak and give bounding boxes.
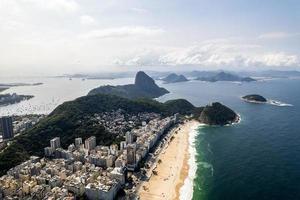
[134,71,157,90]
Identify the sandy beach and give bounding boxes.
[138,120,199,200]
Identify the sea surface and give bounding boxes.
[0,77,133,116]
[1,76,300,200]
[158,78,300,200]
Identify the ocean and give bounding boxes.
[158,78,300,200]
[0,77,133,116]
[1,76,300,200]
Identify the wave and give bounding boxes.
[199,161,214,176]
[179,123,202,200]
[268,99,293,107]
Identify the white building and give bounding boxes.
[85,136,96,151]
[50,137,61,150]
[75,138,82,148]
[125,132,133,144]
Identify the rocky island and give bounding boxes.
[88,71,169,99]
[162,73,189,83]
[242,94,267,103]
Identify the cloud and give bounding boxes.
[80,15,96,25]
[80,26,164,39]
[114,40,300,68]
[114,50,163,66]
[130,7,149,14]
[258,32,300,39]
[261,52,299,67]
[21,0,80,13]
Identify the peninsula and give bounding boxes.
[196,102,239,125]
[0,93,34,106]
[0,88,8,93]
[0,83,43,87]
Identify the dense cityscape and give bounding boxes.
[0,112,180,199]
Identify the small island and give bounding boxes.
[162,73,189,84]
[0,93,34,106]
[242,94,267,103]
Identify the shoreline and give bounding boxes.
[0,88,8,93]
[138,120,200,200]
[178,121,200,200]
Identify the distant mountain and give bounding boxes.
[196,72,256,82]
[184,70,219,78]
[196,102,239,125]
[162,73,189,83]
[88,71,169,99]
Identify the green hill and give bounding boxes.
[0,94,195,175]
[198,102,239,125]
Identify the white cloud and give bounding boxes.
[80,15,96,25]
[114,50,163,66]
[80,26,164,39]
[21,0,80,13]
[130,7,149,14]
[261,52,299,67]
[115,40,300,68]
[258,32,300,39]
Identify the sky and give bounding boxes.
[0,0,299,76]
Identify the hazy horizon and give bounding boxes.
[1,0,299,76]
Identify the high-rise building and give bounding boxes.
[120,141,127,151]
[126,144,136,171]
[85,136,96,150]
[50,137,61,150]
[0,116,14,140]
[125,132,133,144]
[75,138,82,148]
[44,147,54,157]
[110,144,118,155]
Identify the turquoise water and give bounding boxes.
[158,78,300,200]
